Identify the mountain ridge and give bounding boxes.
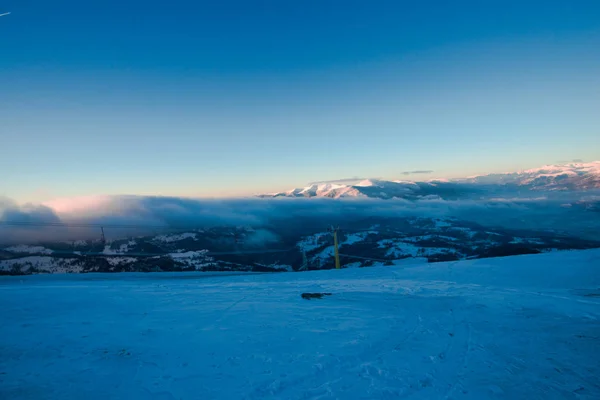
[260,161,600,199]
[3,216,599,275]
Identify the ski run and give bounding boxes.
[1,249,599,399]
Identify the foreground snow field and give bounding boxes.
[1,250,599,399]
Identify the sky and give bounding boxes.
[1,0,600,204]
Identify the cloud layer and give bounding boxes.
[400,170,434,175]
[2,191,599,244]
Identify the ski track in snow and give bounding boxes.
[1,249,599,399]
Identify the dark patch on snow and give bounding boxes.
[301,293,332,300]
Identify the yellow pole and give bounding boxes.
[333,228,341,269]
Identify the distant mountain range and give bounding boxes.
[2,161,600,275]
[260,161,600,199]
[457,161,600,190]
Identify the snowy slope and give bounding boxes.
[262,179,426,199]
[0,256,83,273]
[4,245,53,255]
[1,249,599,399]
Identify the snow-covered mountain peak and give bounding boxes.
[523,161,600,175]
[261,161,600,199]
[355,179,379,187]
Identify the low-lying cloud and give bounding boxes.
[400,170,434,175]
[1,191,599,244]
[557,158,585,163]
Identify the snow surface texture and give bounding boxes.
[1,249,599,399]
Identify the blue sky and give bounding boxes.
[1,0,599,203]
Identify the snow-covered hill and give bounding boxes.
[260,179,470,200]
[3,217,599,274]
[1,249,598,399]
[261,161,600,199]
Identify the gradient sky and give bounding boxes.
[1,0,599,203]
